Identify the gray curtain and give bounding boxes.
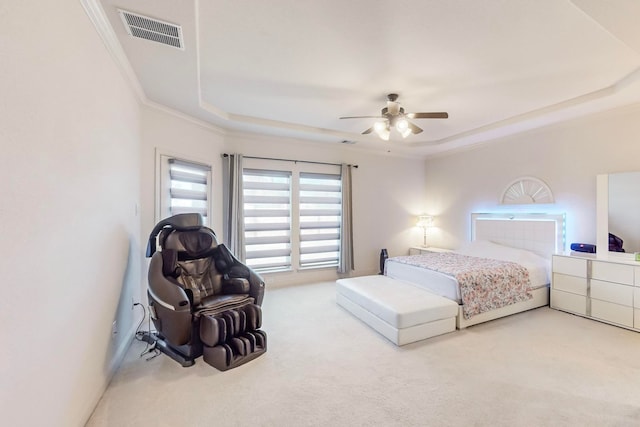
[338,164,354,273]
[223,153,245,260]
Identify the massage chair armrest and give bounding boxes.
[247,269,266,306]
[213,244,266,305]
[148,253,192,311]
[220,272,264,306]
[221,278,250,294]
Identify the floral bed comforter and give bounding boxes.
[389,253,532,319]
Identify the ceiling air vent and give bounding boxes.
[118,9,184,50]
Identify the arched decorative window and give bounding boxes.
[500,176,554,205]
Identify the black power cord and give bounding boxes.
[133,303,160,361]
[133,303,146,341]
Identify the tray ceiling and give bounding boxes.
[90,0,640,156]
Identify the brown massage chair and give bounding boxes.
[143,213,267,370]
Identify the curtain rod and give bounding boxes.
[223,153,358,168]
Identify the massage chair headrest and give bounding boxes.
[162,230,242,278]
[162,228,219,259]
[146,213,208,257]
[146,213,246,279]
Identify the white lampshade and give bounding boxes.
[417,215,433,228]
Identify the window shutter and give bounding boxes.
[168,159,210,224]
[243,169,292,272]
[299,172,342,268]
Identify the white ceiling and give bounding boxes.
[94,0,640,156]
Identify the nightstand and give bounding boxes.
[408,246,453,255]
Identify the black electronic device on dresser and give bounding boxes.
[570,243,596,253]
[570,234,625,254]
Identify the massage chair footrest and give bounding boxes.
[199,303,262,346]
[202,330,267,371]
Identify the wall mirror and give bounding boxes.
[596,172,640,257]
[608,171,640,253]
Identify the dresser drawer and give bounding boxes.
[635,309,640,329]
[635,288,640,308]
[551,289,587,315]
[591,261,634,285]
[552,256,587,277]
[552,273,587,295]
[591,299,634,328]
[590,279,633,306]
[635,267,640,287]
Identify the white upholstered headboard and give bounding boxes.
[471,213,565,259]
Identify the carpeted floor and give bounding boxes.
[87,281,640,426]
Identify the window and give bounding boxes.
[243,169,292,272]
[158,154,212,225]
[242,162,341,273]
[299,172,341,268]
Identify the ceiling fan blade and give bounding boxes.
[407,112,449,119]
[362,127,374,135]
[339,115,383,119]
[408,121,423,134]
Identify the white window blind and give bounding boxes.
[299,172,342,268]
[243,169,292,272]
[159,157,211,225]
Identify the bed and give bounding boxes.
[385,213,565,329]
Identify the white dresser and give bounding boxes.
[551,253,640,330]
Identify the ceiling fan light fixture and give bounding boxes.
[339,93,448,141]
[376,128,390,141]
[395,118,412,138]
[374,121,390,140]
[374,121,387,132]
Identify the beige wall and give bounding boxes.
[0,2,141,426]
[424,104,640,251]
[141,107,427,286]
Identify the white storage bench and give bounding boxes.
[336,275,458,345]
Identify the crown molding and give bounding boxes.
[81,0,228,136]
[144,101,227,136]
[80,0,146,101]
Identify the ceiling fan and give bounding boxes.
[340,93,448,141]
